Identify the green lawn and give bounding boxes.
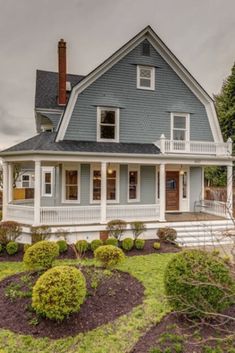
[0,254,174,353]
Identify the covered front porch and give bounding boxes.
[2,155,233,227]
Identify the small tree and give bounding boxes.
[106,219,127,241]
[0,221,22,244]
[130,221,146,241]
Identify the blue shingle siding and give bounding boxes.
[64,40,213,143]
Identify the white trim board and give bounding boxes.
[55,26,223,143]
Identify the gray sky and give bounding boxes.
[0,0,234,150]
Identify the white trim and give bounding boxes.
[128,164,140,202]
[170,112,190,143]
[159,163,166,221]
[34,160,41,226]
[201,166,205,201]
[90,163,120,204]
[41,167,54,197]
[96,107,120,142]
[61,164,81,203]
[137,65,155,90]
[56,26,223,143]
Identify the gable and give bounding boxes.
[56,26,222,143]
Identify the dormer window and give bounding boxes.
[137,65,155,90]
[97,107,119,142]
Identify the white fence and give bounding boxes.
[198,200,228,218]
[6,205,34,225]
[159,139,231,156]
[107,203,160,221]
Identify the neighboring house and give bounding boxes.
[0,26,233,243]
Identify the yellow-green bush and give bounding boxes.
[90,239,103,252]
[104,237,118,247]
[164,250,235,319]
[121,238,134,251]
[23,240,59,270]
[153,242,161,250]
[56,240,68,253]
[32,265,86,321]
[75,240,89,254]
[94,245,125,268]
[135,239,145,250]
[6,241,18,255]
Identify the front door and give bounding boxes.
[166,171,179,211]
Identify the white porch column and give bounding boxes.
[159,163,166,221]
[33,160,41,226]
[8,163,13,203]
[100,161,107,224]
[227,164,233,216]
[2,161,9,221]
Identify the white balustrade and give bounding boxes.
[107,203,160,221]
[157,139,231,156]
[200,200,228,218]
[40,206,101,225]
[6,205,34,224]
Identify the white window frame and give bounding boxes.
[170,113,190,142]
[21,174,31,188]
[41,167,54,197]
[128,165,140,202]
[137,65,155,90]
[90,164,119,204]
[62,164,80,203]
[97,107,119,142]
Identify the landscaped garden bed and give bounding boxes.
[0,266,144,338]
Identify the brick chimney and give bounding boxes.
[58,38,67,105]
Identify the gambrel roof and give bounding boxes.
[56,25,222,143]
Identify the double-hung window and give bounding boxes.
[62,166,80,202]
[128,166,140,202]
[42,167,53,197]
[171,113,190,150]
[137,65,155,90]
[90,164,119,203]
[97,107,119,142]
[21,174,30,188]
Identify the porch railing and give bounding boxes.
[6,204,34,225]
[107,203,160,221]
[156,136,232,156]
[196,200,228,218]
[40,206,101,225]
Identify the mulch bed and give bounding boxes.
[0,240,180,262]
[131,307,235,353]
[0,266,144,339]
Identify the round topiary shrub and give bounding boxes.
[157,227,177,243]
[6,241,18,255]
[75,240,89,254]
[164,250,235,319]
[57,240,68,253]
[23,240,59,270]
[32,265,86,321]
[122,238,134,251]
[135,239,145,250]
[23,243,31,253]
[153,242,161,250]
[94,245,125,268]
[90,239,103,252]
[104,237,118,247]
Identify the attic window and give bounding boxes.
[142,42,150,56]
[137,65,155,90]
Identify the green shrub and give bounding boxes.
[0,244,2,253]
[122,237,134,251]
[0,221,22,245]
[164,250,235,319]
[57,240,68,253]
[31,225,51,244]
[32,265,86,321]
[153,242,161,250]
[130,221,146,240]
[23,244,31,253]
[104,237,118,247]
[94,245,125,268]
[23,240,59,270]
[6,241,18,255]
[90,239,103,252]
[106,219,127,240]
[75,240,89,254]
[157,227,177,243]
[135,239,145,250]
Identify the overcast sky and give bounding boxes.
[0,0,234,150]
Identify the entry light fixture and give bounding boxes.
[107,163,113,174]
[179,165,184,176]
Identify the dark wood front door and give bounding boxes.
[166,171,179,211]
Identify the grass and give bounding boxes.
[0,253,174,353]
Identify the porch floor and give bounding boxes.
[165,212,226,222]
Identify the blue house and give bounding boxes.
[1,26,233,244]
